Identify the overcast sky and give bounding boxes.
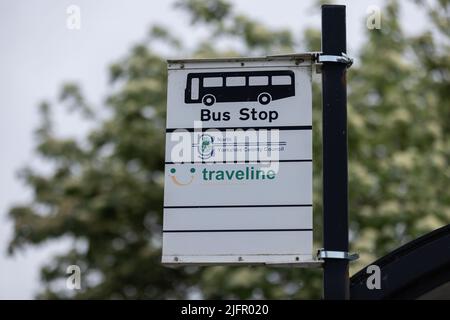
[0,0,427,299]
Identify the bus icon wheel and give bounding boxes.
[202,94,216,106]
[258,93,272,105]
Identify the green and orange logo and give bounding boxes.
[169,167,196,186]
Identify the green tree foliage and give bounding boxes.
[7,0,449,299]
[348,0,450,268]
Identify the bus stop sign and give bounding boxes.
[162,55,315,265]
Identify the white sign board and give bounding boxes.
[162,55,314,265]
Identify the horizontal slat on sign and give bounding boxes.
[165,125,312,132]
[162,230,312,256]
[164,162,312,207]
[163,206,312,230]
[161,255,317,265]
[165,129,312,163]
[168,56,313,70]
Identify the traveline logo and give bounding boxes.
[169,166,277,187]
[201,166,276,181]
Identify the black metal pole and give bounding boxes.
[321,5,349,300]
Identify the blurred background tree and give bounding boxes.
[7,0,449,299]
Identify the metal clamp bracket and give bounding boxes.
[317,52,353,68]
[317,249,359,261]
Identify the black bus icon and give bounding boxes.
[185,70,295,106]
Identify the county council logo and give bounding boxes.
[169,167,196,186]
[197,134,215,159]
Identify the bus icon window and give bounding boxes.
[185,70,295,106]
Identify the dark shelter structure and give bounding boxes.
[351,224,450,299]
